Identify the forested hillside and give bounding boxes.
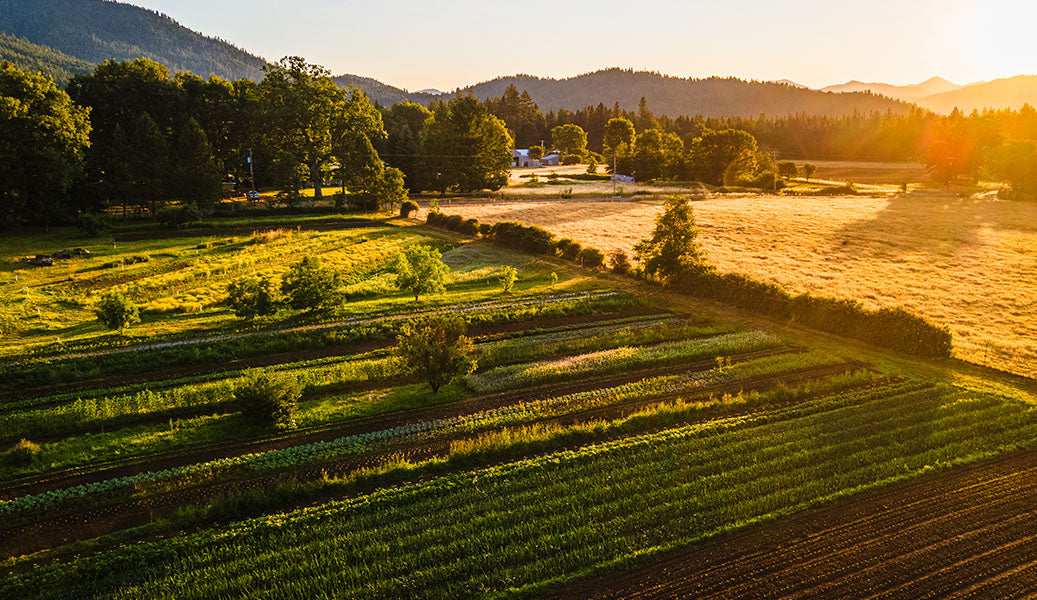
[332,73,435,106]
[461,69,914,118]
[0,32,93,86]
[0,0,266,81]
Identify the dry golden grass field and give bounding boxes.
[435,193,1037,378]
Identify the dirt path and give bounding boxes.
[547,448,1037,599]
[0,358,865,559]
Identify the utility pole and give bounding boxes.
[605,150,613,196]
[248,148,257,200]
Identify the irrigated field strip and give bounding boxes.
[548,449,1037,600]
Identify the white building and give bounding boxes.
[539,152,561,166]
[512,149,540,168]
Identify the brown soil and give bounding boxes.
[547,448,1037,600]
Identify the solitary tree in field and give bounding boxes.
[281,256,344,313]
[226,276,279,321]
[95,292,140,334]
[234,370,302,429]
[392,316,477,393]
[393,245,449,301]
[803,163,817,180]
[633,195,710,282]
[499,266,518,294]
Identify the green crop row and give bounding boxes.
[7,379,1034,599]
[0,351,851,517]
[468,330,784,393]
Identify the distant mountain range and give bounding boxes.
[822,76,962,99]
[819,75,1037,113]
[0,0,1034,118]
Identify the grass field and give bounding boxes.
[436,192,1037,378]
[0,213,1035,598]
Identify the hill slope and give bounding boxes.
[458,69,914,118]
[822,76,961,99]
[331,73,436,106]
[916,75,1037,113]
[0,32,93,86]
[0,0,266,81]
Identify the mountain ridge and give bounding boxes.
[0,0,267,81]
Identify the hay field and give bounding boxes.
[435,194,1037,377]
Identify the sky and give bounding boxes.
[130,0,1036,90]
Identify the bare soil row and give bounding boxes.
[547,447,1037,600]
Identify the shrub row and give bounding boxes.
[426,213,609,268]
[429,213,951,358]
[669,267,952,357]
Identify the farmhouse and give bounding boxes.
[512,149,539,168]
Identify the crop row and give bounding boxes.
[0,290,635,391]
[7,379,1034,599]
[0,351,850,515]
[467,330,784,393]
[0,316,708,443]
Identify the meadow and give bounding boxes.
[0,212,1034,598]
[436,191,1037,377]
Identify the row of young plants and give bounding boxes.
[0,315,706,444]
[0,350,851,516]
[8,378,1033,599]
[1,311,671,414]
[467,330,784,393]
[0,290,634,391]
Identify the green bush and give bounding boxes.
[578,247,606,268]
[400,200,420,218]
[488,221,556,255]
[156,204,201,229]
[281,256,344,313]
[75,212,109,236]
[95,292,140,333]
[226,277,279,321]
[478,223,492,236]
[609,251,632,274]
[233,371,302,429]
[5,439,40,466]
[557,238,582,261]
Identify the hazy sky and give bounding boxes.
[130,0,1035,90]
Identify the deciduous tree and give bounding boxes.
[0,61,90,226]
[391,316,477,393]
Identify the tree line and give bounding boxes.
[0,56,517,227]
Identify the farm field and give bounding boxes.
[0,214,1035,598]
[549,448,1037,599]
[435,192,1037,378]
